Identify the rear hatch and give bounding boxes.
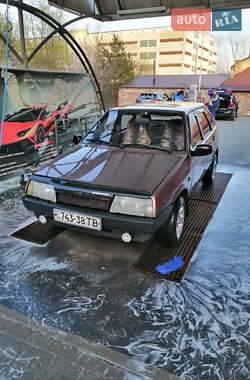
[218,95,231,110]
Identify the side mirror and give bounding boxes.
[191,144,212,156]
[72,135,82,145]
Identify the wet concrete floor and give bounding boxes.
[0,117,249,380]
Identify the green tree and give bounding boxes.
[22,1,70,70]
[0,10,18,66]
[102,34,135,107]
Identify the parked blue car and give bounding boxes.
[136,92,170,103]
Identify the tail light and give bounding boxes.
[152,99,160,102]
[136,99,140,103]
[230,103,234,107]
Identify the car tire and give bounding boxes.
[230,110,235,121]
[158,197,186,248]
[36,125,45,143]
[202,156,217,187]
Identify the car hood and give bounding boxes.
[35,144,184,194]
[1,121,34,145]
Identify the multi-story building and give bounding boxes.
[72,27,218,75]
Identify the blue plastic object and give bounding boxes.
[156,256,184,275]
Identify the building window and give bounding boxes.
[140,40,157,47]
[149,40,157,47]
[209,50,213,56]
[193,42,198,49]
[194,31,199,39]
[209,60,212,65]
[192,54,197,61]
[192,65,196,72]
[139,52,156,60]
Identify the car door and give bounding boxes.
[188,111,204,187]
[195,108,216,174]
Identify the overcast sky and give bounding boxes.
[0,3,249,67]
[71,8,250,36]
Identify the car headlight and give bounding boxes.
[110,196,153,217]
[26,180,56,203]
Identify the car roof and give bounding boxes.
[112,101,205,113]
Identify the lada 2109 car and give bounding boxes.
[23,102,218,247]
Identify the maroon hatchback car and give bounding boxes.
[23,102,218,247]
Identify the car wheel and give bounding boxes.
[202,156,217,187]
[158,197,186,248]
[230,111,235,121]
[36,125,45,143]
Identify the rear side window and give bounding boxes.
[196,111,211,135]
[189,113,202,146]
[6,109,36,123]
[204,109,215,128]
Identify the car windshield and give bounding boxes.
[5,108,42,123]
[83,109,185,152]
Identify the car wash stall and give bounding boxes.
[0,2,249,380]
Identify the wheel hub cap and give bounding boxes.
[176,205,185,240]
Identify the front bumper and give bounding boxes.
[23,195,173,242]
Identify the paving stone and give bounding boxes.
[0,334,32,356]
[24,331,55,351]
[49,340,81,363]
[18,348,55,373]
[76,353,111,374]
[103,365,140,380]
[19,361,48,380]
[0,304,179,380]
[0,319,32,341]
[46,359,83,380]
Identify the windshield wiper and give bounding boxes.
[86,138,123,148]
[122,143,171,153]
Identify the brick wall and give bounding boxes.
[118,87,208,106]
[232,56,250,75]
[118,88,250,115]
[233,92,250,116]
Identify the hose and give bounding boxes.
[0,0,9,149]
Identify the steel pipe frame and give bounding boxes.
[0,0,105,110]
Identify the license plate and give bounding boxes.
[53,209,102,230]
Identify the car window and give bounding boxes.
[196,111,211,135]
[189,113,202,146]
[204,109,215,128]
[40,111,48,120]
[6,109,36,123]
[84,110,185,151]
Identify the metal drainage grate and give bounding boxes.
[131,172,232,283]
[11,221,64,245]
[190,172,233,204]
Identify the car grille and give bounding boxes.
[56,192,112,211]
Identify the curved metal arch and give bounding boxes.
[27,16,85,63]
[0,31,24,64]
[0,0,105,110]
